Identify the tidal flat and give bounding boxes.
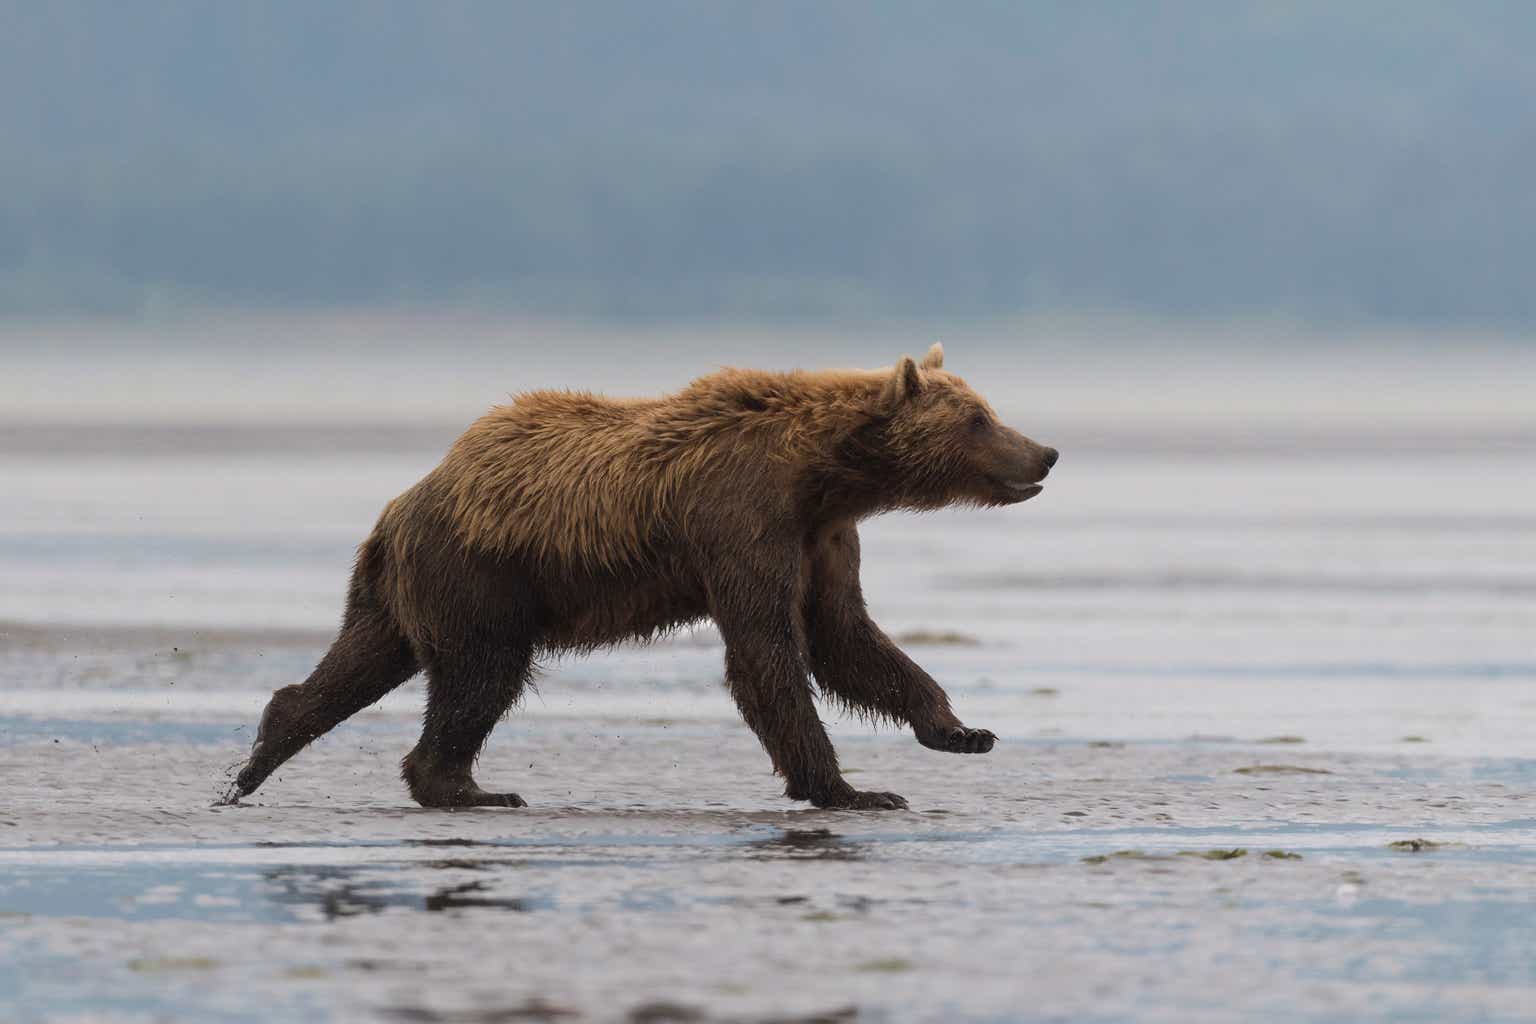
[4,346,1535,1021]
[4,630,1536,1023]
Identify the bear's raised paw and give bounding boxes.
[917,725,997,754]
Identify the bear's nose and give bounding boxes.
[1041,447,1060,469]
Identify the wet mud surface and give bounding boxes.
[5,701,1536,1023]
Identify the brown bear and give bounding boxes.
[228,344,1057,810]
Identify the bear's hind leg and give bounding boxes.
[228,604,418,802]
[402,634,534,809]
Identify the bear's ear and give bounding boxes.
[920,342,944,370]
[877,355,924,414]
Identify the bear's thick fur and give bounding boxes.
[230,345,1057,810]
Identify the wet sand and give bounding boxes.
[5,626,1536,1023]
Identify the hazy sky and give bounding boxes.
[3,2,1534,326]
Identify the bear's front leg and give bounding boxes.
[710,569,908,811]
[804,522,997,753]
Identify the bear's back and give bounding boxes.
[389,388,751,571]
[377,369,883,572]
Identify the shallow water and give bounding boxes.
[3,340,1535,1021]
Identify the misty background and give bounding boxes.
[2,1,1534,328]
[6,10,1536,1022]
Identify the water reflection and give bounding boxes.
[262,865,416,919]
[261,865,551,920]
[423,881,541,913]
[745,828,866,862]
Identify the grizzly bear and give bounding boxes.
[227,344,1057,810]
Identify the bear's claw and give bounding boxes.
[401,749,527,808]
[918,725,997,754]
[814,789,909,811]
[464,790,528,809]
[412,781,528,809]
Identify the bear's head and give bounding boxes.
[863,343,1058,510]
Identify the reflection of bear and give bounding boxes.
[229,344,1058,810]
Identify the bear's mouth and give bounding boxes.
[992,478,1043,501]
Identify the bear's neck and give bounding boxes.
[796,419,914,525]
[678,368,909,521]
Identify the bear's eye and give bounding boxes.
[968,412,991,434]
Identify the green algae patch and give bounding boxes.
[1388,838,1462,853]
[857,958,915,973]
[893,629,980,646]
[1258,735,1306,745]
[1082,849,1155,864]
[1262,850,1304,860]
[1085,848,1252,864]
[1234,764,1332,776]
[128,957,219,973]
[1029,686,1061,697]
[629,1001,707,1022]
[285,966,330,980]
[1400,735,1431,743]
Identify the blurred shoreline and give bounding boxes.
[3,315,1535,435]
[3,417,1535,458]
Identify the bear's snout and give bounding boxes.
[976,427,1056,504]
